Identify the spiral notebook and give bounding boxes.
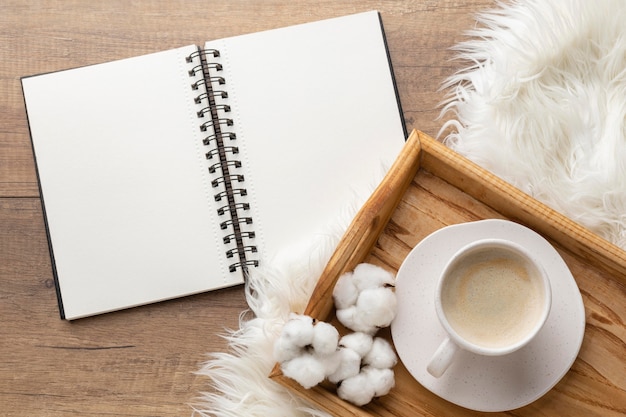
[21,11,406,320]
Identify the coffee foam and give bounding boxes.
[441,250,545,349]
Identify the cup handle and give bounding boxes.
[426,337,459,378]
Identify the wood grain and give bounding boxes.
[271,131,626,416]
[301,130,423,322]
[0,1,503,416]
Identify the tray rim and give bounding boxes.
[269,129,626,416]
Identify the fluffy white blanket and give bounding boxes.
[440,0,626,248]
[192,1,626,415]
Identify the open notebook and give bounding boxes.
[21,11,406,320]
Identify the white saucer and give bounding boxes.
[391,219,585,412]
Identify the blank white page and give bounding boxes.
[204,11,406,264]
[22,45,238,320]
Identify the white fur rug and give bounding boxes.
[440,0,626,248]
[192,1,626,415]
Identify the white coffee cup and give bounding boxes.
[426,238,551,378]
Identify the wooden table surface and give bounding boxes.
[0,1,492,416]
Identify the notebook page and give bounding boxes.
[22,45,237,319]
[205,11,406,265]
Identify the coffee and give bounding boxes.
[441,248,545,349]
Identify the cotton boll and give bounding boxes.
[318,349,342,376]
[281,314,315,348]
[274,314,316,362]
[362,366,395,397]
[339,332,374,358]
[363,337,397,369]
[273,335,303,363]
[356,287,397,328]
[312,321,339,356]
[327,347,361,384]
[333,271,358,309]
[335,306,355,330]
[337,372,376,406]
[336,306,377,335]
[351,263,395,292]
[280,353,326,389]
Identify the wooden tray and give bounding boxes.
[269,130,626,416]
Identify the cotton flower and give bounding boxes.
[319,349,342,376]
[356,287,397,329]
[333,263,397,334]
[363,337,397,370]
[362,366,395,397]
[327,347,361,384]
[280,313,315,347]
[273,313,316,363]
[330,336,397,406]
[337,366,396,405]
[332,271,359,309]
[312,321,340,356]
[336,362,396,406]
[351,263,395,291]
[335,305,378,335]
[339,332,373,358]
[281,352,327,389]
[275,314,342,388]
[277,263,400,407]
[337,372,376,406]
[273,334,304,363]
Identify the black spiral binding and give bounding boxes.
[186,48,259,276]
